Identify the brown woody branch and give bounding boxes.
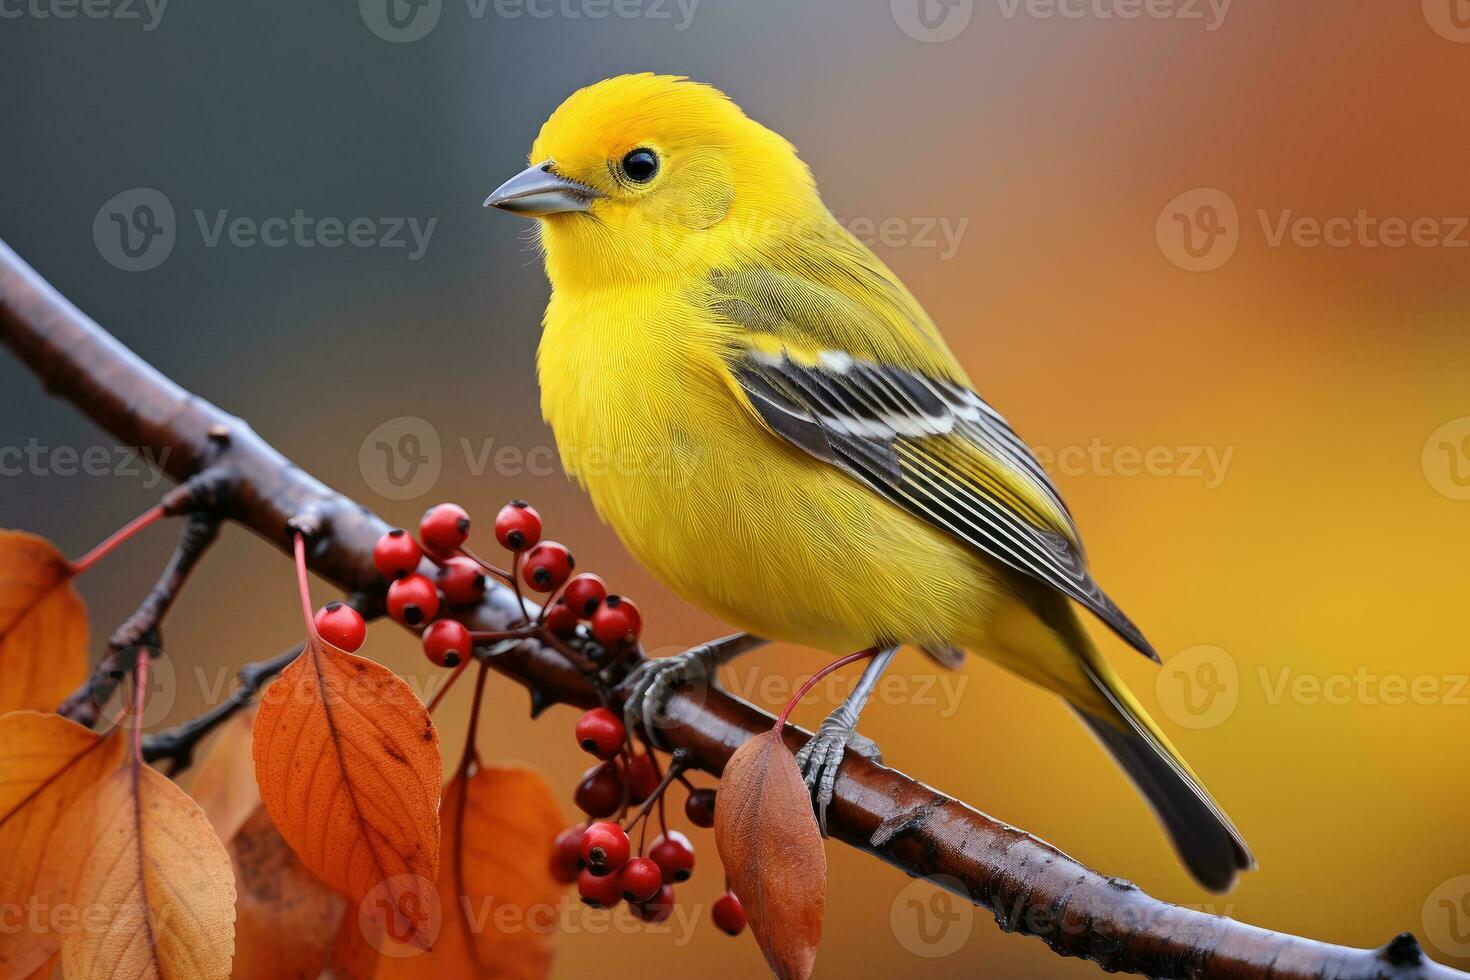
[0,237,1460,980]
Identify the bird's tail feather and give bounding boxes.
[1072,647,1255,892]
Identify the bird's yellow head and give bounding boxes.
[485,74,820,288]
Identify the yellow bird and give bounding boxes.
[485,73,1253,891]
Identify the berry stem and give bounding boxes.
[458,545,511,583]
[773,647,878,732]
[459,658,491,774]
[426,656,471,714]
[293,532,320,647]
[69,504,166,575]
[620,750,687,836]
[131,653,150,763]
[509,550,531,624]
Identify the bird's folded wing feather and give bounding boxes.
[708,253,1158,662]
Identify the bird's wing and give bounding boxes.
[709,256,1158,662]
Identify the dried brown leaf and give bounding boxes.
[715,729,826,980]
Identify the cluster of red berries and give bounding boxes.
[316,497,744,935]
[548,705,745,935]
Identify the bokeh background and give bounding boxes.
[3,1,1470,976]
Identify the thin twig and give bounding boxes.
[141,644,302,770]
[57,508,221,727]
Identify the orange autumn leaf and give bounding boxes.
[46,756,237,979]
[252,640,442,949]
[187,705,262,845]
[373,765,564,980]
[328,904,382,980]
[0,711,125,978]
[715,729,826,980]
[0,531,88,714]
[230,805,346,980]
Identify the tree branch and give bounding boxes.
[1,237,1460,980]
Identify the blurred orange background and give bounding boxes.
[3,1,1469,976]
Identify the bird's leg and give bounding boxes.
[619,632,768,747]
[794,645,898,835]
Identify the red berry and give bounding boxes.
[494,499,542,552]
[684,788,716,829]
[712,891,745,935]
[580,821,630,875]
[521,541,574,593]
[387,573,440,627]
[562,573,607,618]
[574,707,625,760]
[543,598,578,637]
[550,825,585,884]
[577,867,622,909]
[631,884,675,923]
[373,528,422,580]
[590,595,642,647]
[573,763,623,818]
[618,752,660,804]
[649,831,694,883]
[419,503,470,557]
[437,556,486,606]
[617,857,663,903]
[314,601,366,653]
[422,619,471,668]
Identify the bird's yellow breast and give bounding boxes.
[537,282,1001,654]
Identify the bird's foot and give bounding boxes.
[794,717,882,836]
[618,643,722,748]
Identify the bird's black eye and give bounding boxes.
[620,148,659,184]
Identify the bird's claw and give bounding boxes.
[617,645,719,749]
[795,720,882,836]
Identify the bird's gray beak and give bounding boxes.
[483,161,602,216]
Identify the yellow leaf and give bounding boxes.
[373,765,564,980]
[47,758,237,979]
[0,532,88,714]
[0,711,124,978]
[252,641,441,949]
[229,806,345,980]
